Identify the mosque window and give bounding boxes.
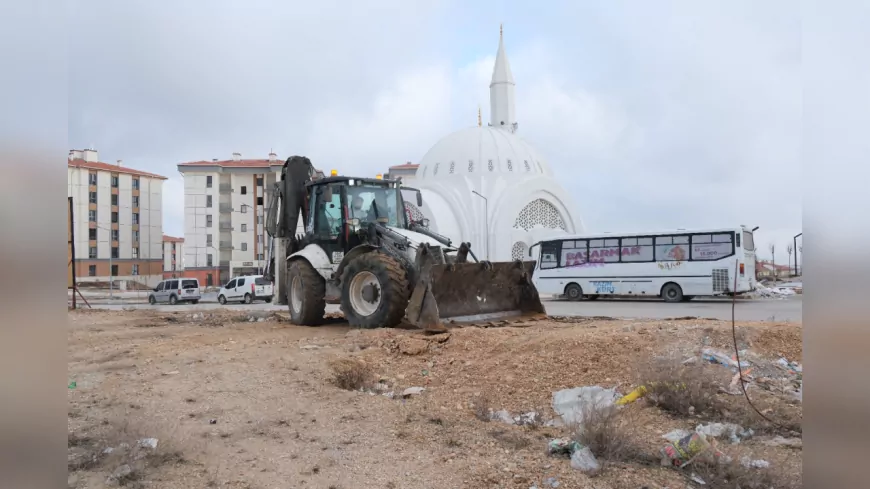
[513,199,567,231]
[524,160,531,172]
[511,242,529,261]
[507,160,513,171]
[449,161,455,174]
[488,159,494,172]
[434,162,440,175]
[468,160,474,173]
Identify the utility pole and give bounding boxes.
[793,232,803,276]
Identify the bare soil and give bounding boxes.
[68,309,802,489]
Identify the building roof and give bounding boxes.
[68,159,168,180]
[178,158,283,169]
[162,235,184,243]
[389,162,419,170]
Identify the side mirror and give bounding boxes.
[416,191,423,207]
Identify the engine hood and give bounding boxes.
[387,226,452,250]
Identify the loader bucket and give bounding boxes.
[405,251,546,332]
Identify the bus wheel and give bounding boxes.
[661,283,683,303]
[564,283,583,301]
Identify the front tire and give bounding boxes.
[340,252,409,329]
[218,295,227,305]
[287,260,326,326]
[661,283,684,303]
[148,295,156,305]
[564,283,583,301]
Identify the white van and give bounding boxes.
[149,278,201,305]
[218,275,274,304]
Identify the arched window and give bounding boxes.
[513,199,566,231]
[511,241,529,261]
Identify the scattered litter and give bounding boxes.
[68,381,77,389]
[662,429,692,443]
[300,345,322,350]
[547,438,581,455]
[552,386,620,426]
[107,464,132,484]
[164,370,180,376]
[616,385,648,405]
[740,457,770,469]
[544,476,560,488]
[209,419,217,425]
[661,432,721,467]
[137,438,158,449]
[701,348,750,369]
[569,446,600,475]
[401,386,425,398]
[749,283,797,299]
[695,423,753,444]
[689,473,707,485]
[102,447,114,454]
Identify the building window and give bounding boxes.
[111,175,119,188]
[133,230,139,242]
[132,247,139,258]
[131,264,139,275]
[111,264,118,276]
[206,215,213,227]
[132,195,139,207]
[206,273,213,286]
[241,223,247,232]
[206,195,212,208]
[206,254,213,267]
[133,213,139,224]
[89,246,97,258]
[88,228,97,240]
[111,212,118,223]
[111,229,119,241]
[88,173,97,185]
[89,210,96,222]
[88,265,96,276]
[171,264,176,271]
[206,175,213,188]
[241,242,247,251]
[132,178,139,190]
[241,186,247,195]
[111,247,119,258]
[257,253,264,260]
[111,194,118,206]
[256,176,263,187]
[89,191,97,204]
[257,196,263,206]
[240,205,247,214]
[206,234,213,246]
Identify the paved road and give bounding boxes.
[75,292,801,322]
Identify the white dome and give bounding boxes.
[415,126,552,181]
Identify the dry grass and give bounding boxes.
[328,358,375,391]
[571,403,638,463]
[688,457,800,489]
[638,357,721,416]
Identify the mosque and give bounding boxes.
[393,27,584,261]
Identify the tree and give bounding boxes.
[769,243,776,279]
[786,244,793,276]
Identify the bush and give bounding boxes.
[638,357,721,416]
[572,403,637,462]
[329,358,375,391]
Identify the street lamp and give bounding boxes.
[793,232,803,276]
[471,190,489,260]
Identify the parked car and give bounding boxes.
[149,278,201,305]
[218,275,274,304]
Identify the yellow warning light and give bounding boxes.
[330,169,338,176]
[375,174,383,180]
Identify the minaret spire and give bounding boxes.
[490,24,517,132]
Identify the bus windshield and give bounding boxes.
[346,185,406,228]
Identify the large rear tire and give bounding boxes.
[564,283,583,301]
[661,283,684,303]
[340,252,409,329]
[287,260,326,326]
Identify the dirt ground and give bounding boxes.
[68,310,803,489]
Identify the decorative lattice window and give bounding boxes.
[507,159,513,171]
[488,159,494,172]
[468,160,474,172]
[404,202,425,224]
[513,199,566,231]
[449,161,455,174]
[524,160,531,172]
[434,162,440,175]
[511,241,529,261]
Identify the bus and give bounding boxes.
[530,226,757,302]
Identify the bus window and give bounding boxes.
[621,237,654,262]
[561,240,587,267]
[540,241,560,269]
[589,239,620,263]
[655,235,689,261]
[691,233,734,261]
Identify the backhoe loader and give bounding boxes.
[265,156,545,332]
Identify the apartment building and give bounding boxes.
[178,152,321,286]
[67,149,166,286]
[162,235,184,278]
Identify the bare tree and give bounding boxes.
[769,243,776,280]
[786,244,793,276]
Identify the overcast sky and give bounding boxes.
[68,0,802,262]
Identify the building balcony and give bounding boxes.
[219,221,233,230]
[219,260,230,268]
[219,241,234,250]
[218,183,233,193]
[219,203,233,213]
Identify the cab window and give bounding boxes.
[226,279,237,289]
[313,185,342,239]
[156,282,165,291]
[237,277,246,287]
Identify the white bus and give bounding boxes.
[530,226,757,302]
